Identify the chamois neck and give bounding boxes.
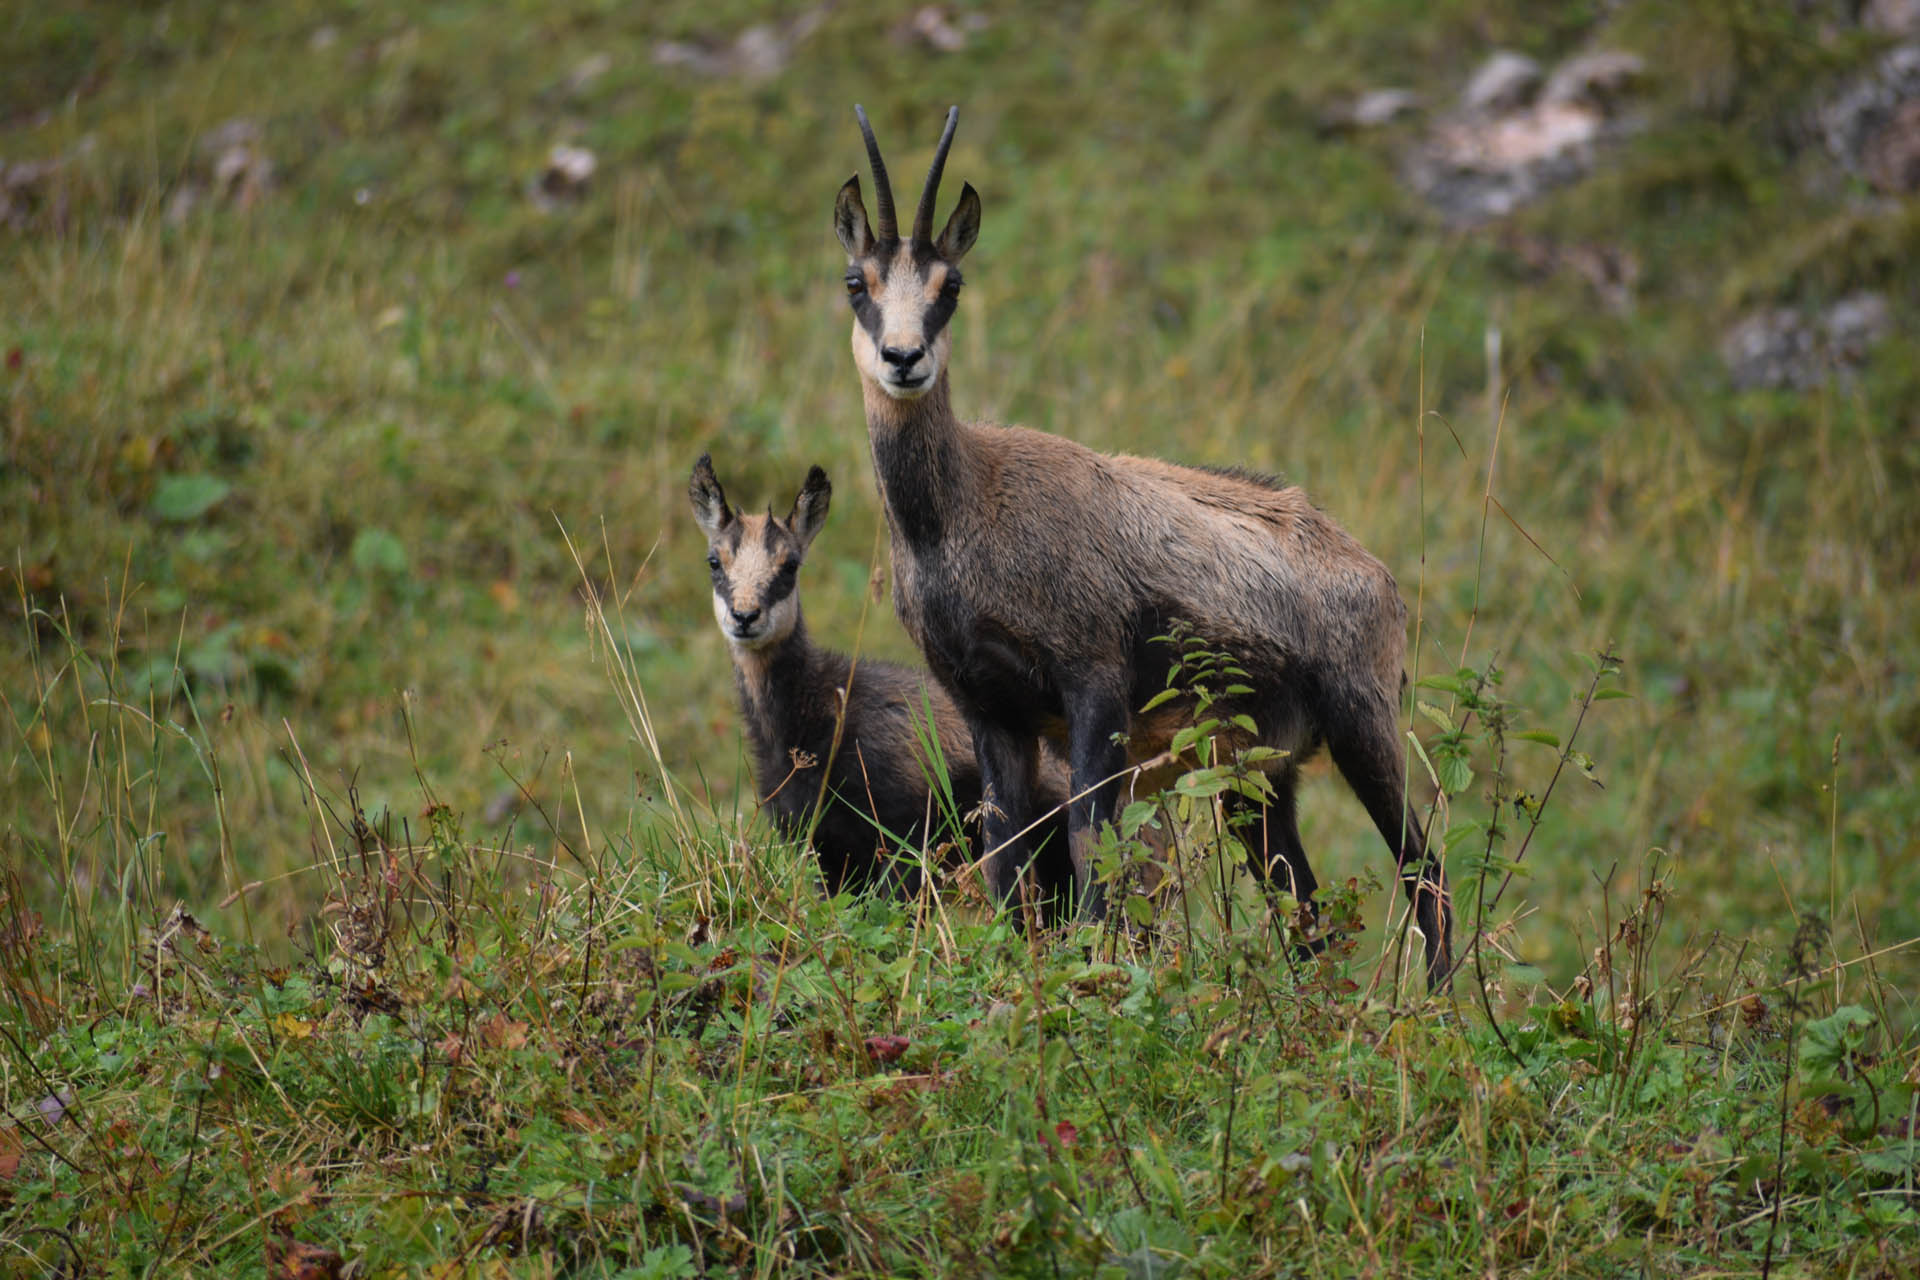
[731,612,814,709]
[861,369,959,437]
[861,372,968,547]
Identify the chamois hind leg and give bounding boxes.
[967,717,1052,922]
[1063,684,1132,923]
[1028,802,1078,928]
[1224,767,1325,960]
[1325,695,1453,990]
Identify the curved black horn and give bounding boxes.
[913,106,960,245]
[853,105,898,242]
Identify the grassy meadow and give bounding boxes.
[4,0,1919,1273]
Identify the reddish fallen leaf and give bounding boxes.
[1053,1120,1078,1149]
[864,1035,910,1064]
[479,1012,530,1052]
[0,1127,23,1179]
[5,347,22,372]
[266,1233,343,1280]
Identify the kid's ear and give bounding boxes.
[688,453,734,538]
[789,466,832,551]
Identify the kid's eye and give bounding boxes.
[706,553,721,571]
[845,275,865,296]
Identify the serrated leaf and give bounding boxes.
[1514,729,1559,747]
[1416,673,1468,695]
[1120,801,1159,836]
[1436,751,1474,797]
[1229,775,1274,802]
[1591,688,1632,702]
[1416,701,1456,734]
[1140,687,1181,713]
[1123,895,1155,928]
[1222,684,1254,697]
[151,474,231,521]
[1229,713,1258,735]
[1800,1006,1874,1080]
[1174,770,1232,800]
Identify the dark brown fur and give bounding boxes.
[833,108,1453,987]
[689,455,1075,911]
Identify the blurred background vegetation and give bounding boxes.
[4,0,1916,992]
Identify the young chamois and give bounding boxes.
[689,454,1075,911]
[831,107,1454,987]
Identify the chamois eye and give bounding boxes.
[941,276,961,298]
[845,274,865,297]
[779,559,800,578]
[706,553,720,571]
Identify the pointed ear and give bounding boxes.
[834,176,872,258]
[935,181,980,261]
[788,466,832,552]
[688,453,734,539]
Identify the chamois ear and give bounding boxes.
[788,466,832,552]
[935,181,980,262]
[688,453,734,539]
[834,176,873,258]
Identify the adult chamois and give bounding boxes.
[831,106,1453,987]
[689,455,1075,913]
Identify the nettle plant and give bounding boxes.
[1092,627,1630,996]
[1412,649,1622,985]
[1091,623,1320,941]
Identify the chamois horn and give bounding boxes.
[913,106,960,246]
[853,105,898,243]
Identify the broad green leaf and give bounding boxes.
[151,473,231,521]
[1174,770,1232,800]
[1436,751,1474,796]
[1800,1005,1874,1080]
[351,527,409,575]
[1120,801,1160,836]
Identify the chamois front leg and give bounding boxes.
[1063,684,1132,923]
[967,717,1046,918]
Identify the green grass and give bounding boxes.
[4,0,1919,1272]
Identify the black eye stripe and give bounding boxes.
[923,291,958,343]
[762,570,799,606]
[843,257,962,345]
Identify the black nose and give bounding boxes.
[880,344,924,369]
[731,606,761,627]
